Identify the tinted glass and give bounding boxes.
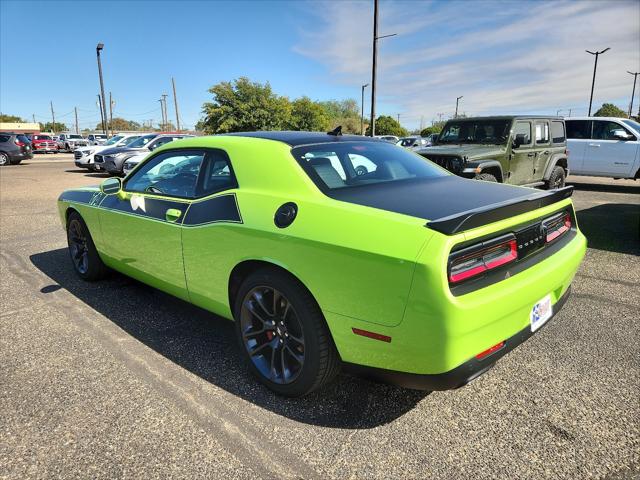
[513,121,531,145]
[199,150,238,196]
[592,121,633,140]
[0,135,9,143]
[292,141,447,191]
[622,119,640,132]
[128,134,157,148]
[126,151,205,198]
[535,122,549,144]
[439,120,511,144]
[17,135,29,143]
[551,121,566,143]
[565,120,590,139]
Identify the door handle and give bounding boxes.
[588,143,601,147]
[165,208,182,223]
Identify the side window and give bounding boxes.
[199,149,238,196]
[0,135,9,143]
[535,121,550,144]
[592,121,632,140]
[551,121,566,144]
[513,121,532,146]
[125,150,205,199]
[565,120,590,139]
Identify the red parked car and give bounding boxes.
[31,134,58,153]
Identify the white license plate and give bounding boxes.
[530,295,552,332]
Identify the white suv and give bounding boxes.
[566,117,640,179]
[74,134,142,171]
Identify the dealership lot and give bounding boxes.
[1,158,638,479]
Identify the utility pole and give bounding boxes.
[369,0,397,136]
[96,43,108,135]
[109,92,114,134]
[50,101,55,134]
[32,114,36,124]
[158,99,165,130]
[74,107,79,134]
[627,71,639,117]
[437,112,444,123]
[420,115,424,131]
[161,94,169,130]
[172,77,181,131]
[97,94,106,134]
[396,113,400,124]
[360,83,369,135]
[455,96,463,118]
[586,48,610,116]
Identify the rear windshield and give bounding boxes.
[68,134,83,139]
[17,135,30,143]
[128,134,157,148]
[291,141,447,191]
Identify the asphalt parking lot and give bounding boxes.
[1,155,639,480]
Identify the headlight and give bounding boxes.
[87,150,95,155]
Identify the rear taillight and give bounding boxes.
[15,140,26,147]
[543,212,571,243]
[448,234,518,284]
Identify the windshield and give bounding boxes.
[34,135,52,140]
[292,141,447,191]
[104,135,123,145]
[122,135,141,145]
[397,137,417,147]
[621,119,640,133]
[68,134,83,139]
[95,135,107,139]
[438,120,511,144]
[127,134,157,148]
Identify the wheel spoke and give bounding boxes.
[269,342,278,380]
[285,345,304,365]
[280,345,288,379]
[273,289,281,316]
[252,291,272,318]
[245,299,269,325]
[242,324,271,340]
[287,333,304,346]
[248,338,273,357]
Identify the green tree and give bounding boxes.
[365,115,408,137]
[420,125,443,137]
[287,96,330,131]
[594,103,627,118]
[199,77,291,133]
[0,114,25,123]
[39,121,67,132]
[96,117,142,132]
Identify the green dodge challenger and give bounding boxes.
[58,131,586,396]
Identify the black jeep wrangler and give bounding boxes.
[419,116,568,189]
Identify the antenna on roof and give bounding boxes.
[327,125,342,136]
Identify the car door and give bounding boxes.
[532,120,551,181]
[583,120,638,177]
[98,149,207,301]
[509,120,535,184]
[565,120,590,174]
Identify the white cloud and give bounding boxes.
[294,0,640,128]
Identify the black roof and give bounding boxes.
[448,115,563,121]
[222,131,383,147]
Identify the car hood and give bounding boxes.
[421,144,505,159]
[327,175,533,222]
[99,146,147,156]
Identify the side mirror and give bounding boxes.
[100,177,122,195]
[512,134,526,149]
[612,130,632,140]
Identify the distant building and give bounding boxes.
[0,122,41,134]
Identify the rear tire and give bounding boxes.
[546,166,566,189]
[0,152,9,166]
[474,172,498,182]
[66,211,109,281]
[234,268,340,397]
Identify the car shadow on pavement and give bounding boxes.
[569,181,639,195]
[575,203,640,255]
[64,169,110,178]
[30,248,428,429]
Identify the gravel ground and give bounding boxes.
[1,160,638,480]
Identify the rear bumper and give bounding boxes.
[346,287,571,390]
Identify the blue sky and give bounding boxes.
[1,0,639,131]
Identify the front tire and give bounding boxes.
[66,212,109,281]
[474,172,498,182]
[545,166,566,189]
[234,268,340,397]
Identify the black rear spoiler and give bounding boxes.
[426,186,573,235]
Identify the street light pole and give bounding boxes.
[627,71,639,118]
[455,96,463,118]
[97,94,105,134]
[360,83,369,135]
[369,0,396,136]
[586,48,610,116]
[96,43,108,136]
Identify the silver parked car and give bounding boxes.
[57,133,89,152]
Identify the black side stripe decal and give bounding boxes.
[100,194,187,222]
[59,190,105,205]
[183,194,242,226]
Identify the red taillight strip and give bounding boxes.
[448,237,518,284]
[352,328,392,343]
[545,212,571,243]
[475,341,505,360]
